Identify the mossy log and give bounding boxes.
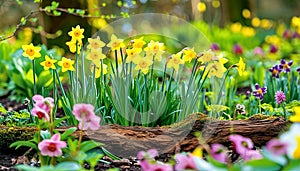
[0,114,288,157]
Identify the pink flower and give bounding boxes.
[140,160,173,171]
[275,90,286,105]
[38,134,67,157]
[242,150,262,161]
[72,104,95,121]
[78,114,101,130]
[174,154,197,170]
[229,134,254,156]
[137,149,158,160]
[73,103,101,130]
[32,95,54,113]
[253,47,264,57]
[211,144,227,163]
[233,44,243,55]
[31,106,49,122]
[266,139,287,156]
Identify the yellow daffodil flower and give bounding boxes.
[134,57,153,74]
[91,62,108,77]
[183,48,197,63]
[126,48,142,63]
[132,37,146,49]
[206,61,227,78]
[87,36,106,50]
[22,43,41,60]
[191,147,203,158]
[294,136,300,159]
[291,16,300,28]
[290,106,300,122]
[66,40,82,54]
[235,57,246,76]
[231,22,242,33]
[58,57,75,72]
[167,52,185,71]
[144,40,165,61]
[242,9,251,19]
[241,27,255,37]
[40,55,57,70]
[68,25,84,42]
[252,17,261,28]
[198,49,215,64]
[107,34,125,51]
[86,49,106,63]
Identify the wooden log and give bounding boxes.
[1,114,288,157]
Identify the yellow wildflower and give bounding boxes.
[132,37,146,49]
[144,40,165,61]
[40,55,57,70]
[252,17,261,27]
[86,50,106,63]
[22,43,41,60]
[241,27,255,37]
[231,22,242,33]
[191,147,203,158]
[66,40,82,54]
[235,57,246,76]
[107,34,125,51]
[134,57,153,74]
[68,25,84,42]
[183,48,197,63]
[87,36,105,50]
[197,49,215,64]
[290,106,300,122]
[206,61,227,78]
[291,16,300,28]
[58,57,75,72]
[126,48,142,63]
[197,2,206,13]
[294,136,300,159]
[212,0,220,8]
[242,9,251,19]
[261,19,272,29]
[167,52,185,71]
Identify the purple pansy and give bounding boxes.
[268,65,282,78]
[252,84,267,101]
[279,59,293,72]
[236,104,246,114]
[269,44,278,54]
[297,67,300,74]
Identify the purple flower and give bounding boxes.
[269,44,278,54]
[252,84,267,101]
[266,139,288,156]
[293,31,300,39]
[242,150,262,161]
[174,154,197,170]
[229,134,254,157]
[253,47,264,57]
[211,144,227,163]
[236,104,246,114]
[297,67,300,74]
[210,43,220,51]
[275,90,286,105]
[283,29,291,39]
[268,65,282,78]
[279,59,293,72]
[233,44,243,55]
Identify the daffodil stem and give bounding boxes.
[81,51,86,98]
[161,62,167,92]
[55,70,67,100]
[75,44,79,99]
[32,60,37,95]
[217,68,231,104]
[115,50,119,77]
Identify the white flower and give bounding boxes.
[280,123,300,159]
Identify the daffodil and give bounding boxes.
[167,52,185,71]
[66,40,82,54]
[22,43,41,60]
[40,55,57,70]
[197,49,214,64]
[183,48,197,63]
[92,62,108,78]
[290,106,300,122]
[107,34,125,51]
[235,57,246,76]
[144,40,165,61]
[206,61,227,78]
[134,57,153,74]
[132,37,146,49]
[86,49,106,63]
[126,48,142,63]
[68,25,84,42]
[58,57,75,72]
[87,36,105,50]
